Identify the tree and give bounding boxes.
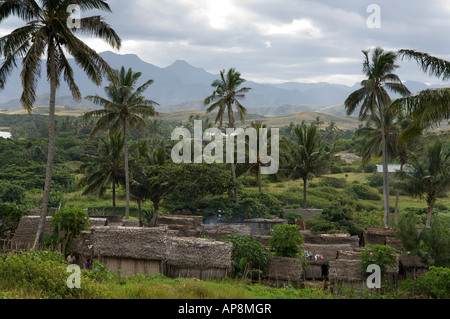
[269,224,305,258]
[392,49,450,141]
[204,68,251,205]
[79,132,124,214]
[396,141,450,228]
[84,67,159,220]
[356,111,417,224]
[50,205,90,255]
[345,47,410,228]
[289,124,331,209]
[0,0,121,249]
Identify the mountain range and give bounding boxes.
[0,51,448,117]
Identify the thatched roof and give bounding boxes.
[399,253,429,269]
[165,237,232,270]
[74,226,233,270]
[157,215,204,228]
[301,231,360,247]
[75,226,168,261]
[11,216,52,250]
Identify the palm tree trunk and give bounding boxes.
[380,112,390,228]
[33,40,57,250]
[303,178,307,209]
[394,163,404,225]
[112,182,116,215]
[426,200,435,229]
[123,119,131,220]
[228,105,239,205]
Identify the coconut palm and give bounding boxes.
[392,50,450,141]
[79,132,124,214]
[0,0,121,248]
[204,68,251,204]
[396,141,450,228]
[345,47,411,227]
[83,67,159,220]
[289,124,331,209]
[356,111,417,224]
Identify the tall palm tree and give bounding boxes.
[392,50,450,141]
[397,141,450,228]
[356,111,416,224]
[289,124,331,209]
[79,132,124,214]
[0,0,121,249]
[345,47,410,228]
[204,68,251,204]
[83,66,159,220]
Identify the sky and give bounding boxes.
[2,0,450,87]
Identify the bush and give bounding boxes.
[284,212,304,225]
[360,244,398,272]
[221,234,272,278]
[0,203,27,239]
[318,176,347,189]
[346,184,382,201]
[366,173,384,188]
[399,267,450,299]
[0,251,107,298]
[0,181,26,204]
[269,224,304,258]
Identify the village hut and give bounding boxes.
[398,253,430,280]
[73,226,233,280]
[74,226,168,276]
[260,257,305,289]
[10,216,53,251]
[165,237,233,280]
[328,250,399,292]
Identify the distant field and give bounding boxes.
[0,106,362,130]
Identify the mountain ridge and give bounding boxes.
[0,51,448,117]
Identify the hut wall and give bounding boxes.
[261,257,304,289]
[102,257,162,276]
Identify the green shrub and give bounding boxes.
[318,177,347,189]
[0,203,28,239]
[0,181,26,204]
[360,244,398,272]
[284,212,304,225]
[399,267,450,299]
[269,224,304,258]
[366,173,384,188]
[346,184,382,201]
[0,251,107,298]
[221,234,272,278]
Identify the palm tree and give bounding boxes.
[83,67,159,220]
[392,50,450,141]
[397,141,450,228]
[289,124,331,209]
[0,0,121,249]
[204,68,251,204]
[79,132,124,214]
[345,47,411,228]
[356,111,417,224]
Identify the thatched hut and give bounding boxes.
[260,257,305,289]
[165,237,232,280]
[398,253,430,280]
[10,216,53,251]
[75,226,167,276]
[74,226,233,280]
[328,250,399,292]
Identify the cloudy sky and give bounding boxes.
[2,0,450,87]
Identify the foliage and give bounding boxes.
[50,205,90,254]
[308,204,361,236]
[269,224,305,258]
[284,212,304,225]
[421,216,450,267]
[346,184,382,201]
[398,266,450,299]
[220,234,272,278]
[0,251,107,299]
[317,176,348,189]
[0,180,26,204]
[0,203,27,239]
[360,244,398,272]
